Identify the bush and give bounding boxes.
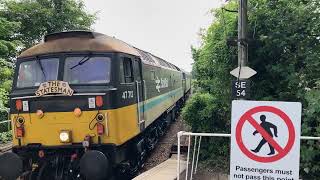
[299,89,320,178]
[182,93,230,170]
[0,131,12,143]
[0,108,9,133]
[182,93,229,133]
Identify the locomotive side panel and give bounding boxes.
[141,62,183,127]
[186,72,192,93]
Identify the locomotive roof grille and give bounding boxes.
[44,31,100,42]
[136,49,156,64]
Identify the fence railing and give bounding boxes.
[176,131,320,180]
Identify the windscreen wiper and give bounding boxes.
[70,55,92,70]
[36,56,46,80]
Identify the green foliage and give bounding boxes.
[184,0,320,177]
[182,93,230,170]
[0,0,96,47]
[182,93,229,133]
[0,131,12,143]
[0,0,96,134]
[0,16,19,108]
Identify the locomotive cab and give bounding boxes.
[11,53,116,145]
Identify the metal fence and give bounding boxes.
[176,131,320,180]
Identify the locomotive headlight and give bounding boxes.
[59,130,71,143]
[96,113,105,122]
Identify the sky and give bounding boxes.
[83,0,224,71]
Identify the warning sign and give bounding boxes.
[230,100,301,180]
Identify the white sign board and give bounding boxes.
[230,100,301,180]
[230,66,257,79]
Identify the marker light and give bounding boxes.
[59,130,71,143]
[74,108,82,117]
[16,100,22,111]
[38,150,45,158]
[96,96,103,107]
[97,123,104,135]
[36,110,44,118]
[16,127,24,138]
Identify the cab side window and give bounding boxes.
[182,72,186,80]
[120,57,133,83]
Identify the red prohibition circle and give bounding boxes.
[236,106,295,163]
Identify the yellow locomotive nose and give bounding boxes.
[11,110,110,146]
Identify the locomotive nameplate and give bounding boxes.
[35,81,74,97]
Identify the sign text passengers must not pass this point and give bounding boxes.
[230,100,301,180]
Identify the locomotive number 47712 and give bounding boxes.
[122,91,134,99]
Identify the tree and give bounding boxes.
[0,16,20,137]
[0,0,96,48]
[0,17,20,107]
[183,0,320,177]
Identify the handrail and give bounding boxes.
[0,120,10,125]
[176,131,320,180]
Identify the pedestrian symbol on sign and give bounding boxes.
[235,106,296,163]
[251,115,278,156]
[230,100,302,180]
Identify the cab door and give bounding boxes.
[133,58,145,131]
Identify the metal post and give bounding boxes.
[177,132,181,180]
[195,136,202,174]
[185,135,191,180]
[238,0,248,69]
[190,136,198,180]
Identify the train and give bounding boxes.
[0,31,191,180]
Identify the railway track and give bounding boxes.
[138,116,189,174]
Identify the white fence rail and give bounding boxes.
[176,131,320,180]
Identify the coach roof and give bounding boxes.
[18,31,140,58]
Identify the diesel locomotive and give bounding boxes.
[0,31,191,180]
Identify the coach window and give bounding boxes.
[182,72,186,80]
[120,57,133,83]
[150,70,156,80]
